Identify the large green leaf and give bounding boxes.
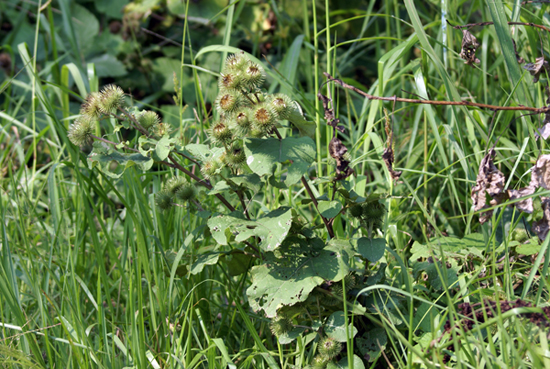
[88,142,154,178]
[208,207,293,251]
[244,137,316,185]
[355,238,386,263]
[325,311,358,342]
[247,238,354,317]
[326,355,365,369]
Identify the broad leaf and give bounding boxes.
[355,238,386,263]
[190,253,220,275]
[244,137,316,185]
[208,207,293,251]
[88,142,154,178]
[356,327,387,363]
[325,311,358,342]
[247,238,354,317]
[318,201,343,219]
[326,355,365,369]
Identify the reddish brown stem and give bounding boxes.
[323,72,549,113]
[450,21,550,34]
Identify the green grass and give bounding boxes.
[1,0,550,368]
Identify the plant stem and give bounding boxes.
[301,176,335,239]
[323,72,549,113]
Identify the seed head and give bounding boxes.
[241,62,265,89]
[138,111,161,130]
[68,115,95,147]
[216,91,242,113]
[98,84,126,113]
[269,93,293,119]
[211,122,233,145]
[218,72,243,90]
[81,92,102,119]
[225,146,246,168]
[201,159,222,179]
[155,189,173,211]
[318,337,342,360]
[251,103,275,132]
[175,183,197,202]
[269,315,293,337]
[224,52,249,72]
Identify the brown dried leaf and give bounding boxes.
[471,149,507,223]
[329,136,353,180]
[532,197,550,240]
[532,154,550,189]
[523,56,549,83]
[459,30,480,66]
[382,115,402,181]
[507,186,535,213]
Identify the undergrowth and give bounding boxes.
[1,0,550,368]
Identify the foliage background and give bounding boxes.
[1,0,550,368]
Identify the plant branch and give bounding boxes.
[168,155,236,212]
[323,72,550,113]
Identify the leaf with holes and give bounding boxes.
[208,207,293,251]
[247,238,354,318]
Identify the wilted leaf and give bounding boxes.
[532,197,550,240]
[471,149,507,223]
[247,238,354,317]
[459,29,480,66]
[531,154,550,189]
[524,56,549,83]
[535,117,550,140]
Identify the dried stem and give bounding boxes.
[323,72,550,113]
[449,20,550,34]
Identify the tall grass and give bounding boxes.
[1,0,549,368]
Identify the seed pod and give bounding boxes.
[210,122,233,145]
[225,145,246,168]
[81,92,102,119]
[241,62,265,89]
[68,115,95,147]
[318,337,342,360]
[175,183,197,202]
[218,72,243,91]
[155,189,174,211]
[98,84,126,113]
[138,111,161,130]
[224,52,249,72]
[269,93,293,120]
[201,159,222,179]
[216,91,242,113]
[251,103,275,132]
[269,315,293,337]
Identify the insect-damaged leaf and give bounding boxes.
[208,207,293,251]
[523,56,549,83]
[471,148,507,223]
[459,29,480,66]
[247,238,354,318]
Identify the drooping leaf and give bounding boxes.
[247,238,354,317]
[459,29,480,66]
[524,56,549,83]
[244,137,316,185]
[325,311,358,342]
[154,135,175,161]
[208,207,293,251]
